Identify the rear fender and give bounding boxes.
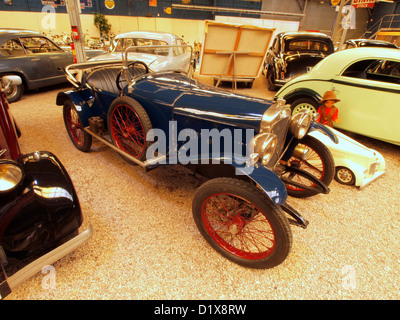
[56,89,99,127]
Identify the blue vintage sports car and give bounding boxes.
[56,46,337,269]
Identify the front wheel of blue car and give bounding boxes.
[192,177,292,269]
[108,96,153,163]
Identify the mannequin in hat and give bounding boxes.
[317,90,341,127]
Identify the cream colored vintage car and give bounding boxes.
[275,47,400,146]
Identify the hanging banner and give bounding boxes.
[352,0,375,8]
[149,0,157,7]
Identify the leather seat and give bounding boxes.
[85,67,121,94]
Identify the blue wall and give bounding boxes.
[0,0,262,19]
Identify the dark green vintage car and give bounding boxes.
[0,28,106,102]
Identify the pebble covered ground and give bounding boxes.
[5,72,400,300]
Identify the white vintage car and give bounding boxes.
[89,30,195,75]
[309,127,385,189]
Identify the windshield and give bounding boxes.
[114,38,170,56]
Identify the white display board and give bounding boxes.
[199,21,275,79]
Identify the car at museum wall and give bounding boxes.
[263,31,334,91]
[343,38,398,50]
[89,30,195,76]
[275,47,400,146]
[0,75,92,299]
[55,45,338,269]
[0,28,107,103]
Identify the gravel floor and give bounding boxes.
[4,72,400,300]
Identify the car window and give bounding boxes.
[342,59,400,84]
[114,38,169,56]
[286,40,330,53]
[19,37,62,54]
[366,60,400,83]
[173,39,186,56]
[0,38,25,56]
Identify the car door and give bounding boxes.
[332,58,400,144]
[18,36,73,86]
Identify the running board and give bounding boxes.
[1,225,92,299]
[84,127,166,168]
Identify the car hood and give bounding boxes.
[134,73,271,131]
[90,52,159,68]
[174,82,270,131]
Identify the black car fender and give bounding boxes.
[279,87,322,105]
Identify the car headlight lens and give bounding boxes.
[251,133,277,166]
[0,161,24,193]
[289,109,312,139]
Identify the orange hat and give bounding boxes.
[320,90,340,103]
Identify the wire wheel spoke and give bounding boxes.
[111,104,145,157]
[67,106,84,145]
[202,193,276,259]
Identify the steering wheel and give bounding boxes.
[116,61,149,91]
[39,44,50,52]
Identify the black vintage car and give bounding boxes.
[264,31,334,91]
[0,75,92,299]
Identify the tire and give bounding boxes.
[290,97,319,116]
[283,135,335,198]
[192,177,292,269]
[63,100,92,152]
[266,68,278,91]
[107,96,152,163]
[5,82,23,103]
[335,167,355,185]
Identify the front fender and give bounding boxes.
[176,152,288,205]
[232,160,288,205]
[277,87,321,104]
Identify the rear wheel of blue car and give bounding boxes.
[108,96,152,163]
[63,100,92,152]
[192,177,292,269]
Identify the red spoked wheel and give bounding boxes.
[192,178,292,269]
[63,99,92,152]
[107,96,152,162]
[283,135,334,198]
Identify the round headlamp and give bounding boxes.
[0,160,24,193]
[252,133,277,166]
[289,109,312,139]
